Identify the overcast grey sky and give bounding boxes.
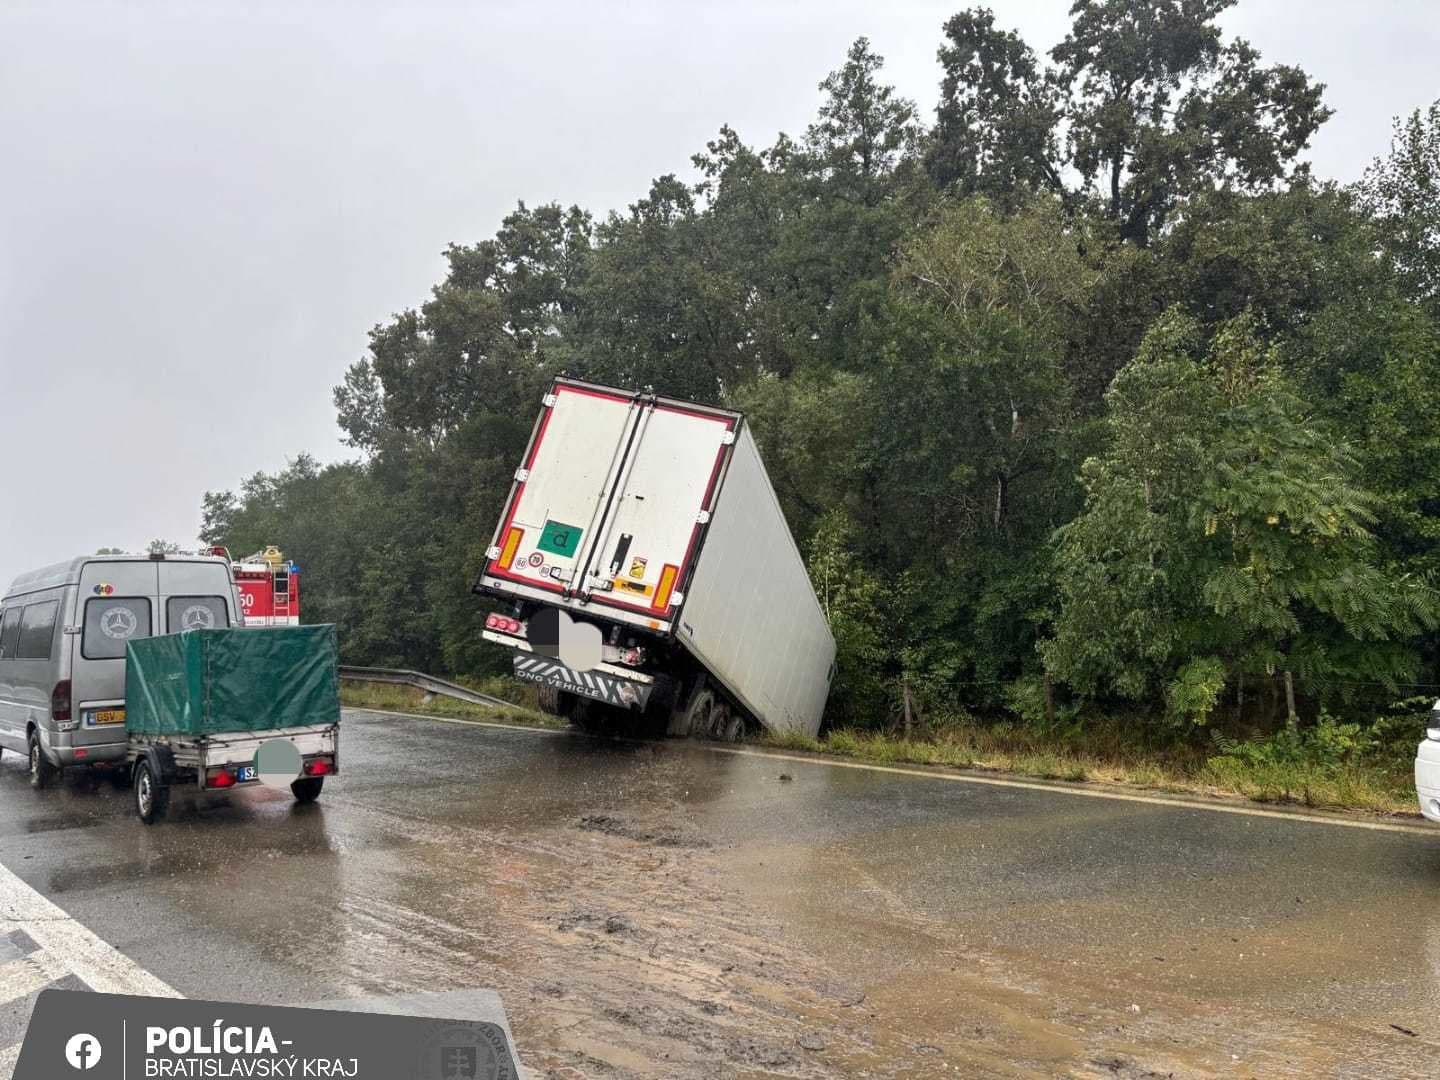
[1,1,1436,586]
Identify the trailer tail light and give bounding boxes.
[304,757,333,777]
[50,680,72,726]
[653,564,680,611]
[207,769,237,788]
[497,527,524,570]
[485,613,523,635]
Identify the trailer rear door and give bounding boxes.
[480,380,738,633]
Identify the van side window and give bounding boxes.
[82,597,153,660]
[16,600,60,660]
[167,596,230,632]
[0,608,19,659]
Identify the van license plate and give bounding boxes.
[93,709,125,725]
[236,765,257,782]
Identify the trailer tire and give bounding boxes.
[715,705,744,742]
[537,686,575,718]
[28,731,57,790]
[134,759,170,825]
[671,689,714,739]
[566,696,606,734]
[291,777,324,803]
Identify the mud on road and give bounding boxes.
[2,711,1439,1079]
[364,776,1437,1079]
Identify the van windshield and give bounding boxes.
[83,597,153,660]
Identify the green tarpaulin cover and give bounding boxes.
[125,625,340,736]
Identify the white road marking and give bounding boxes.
[0,860,178,997]
[0,952,70,1006]
[0,860,179,1078]
[349,707,1438,836]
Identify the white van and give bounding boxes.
[0,554,240,787]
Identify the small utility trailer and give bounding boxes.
[124,624,341,824]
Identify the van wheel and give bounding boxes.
[28,732,57,790]
[291,777,323,803]
[134,760,170,824]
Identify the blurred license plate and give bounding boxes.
[236,765,257,782]
[93,709,125,725]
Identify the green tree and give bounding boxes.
[1359,100,1440,310]
[805,37,921,205]
[930,1,1332,245]
[928,7,1064,206]
[807,509,890,721]
[1046,311,1439,723]
[578,175,749,400]
[201,456,392,660]
[336,201,590,451]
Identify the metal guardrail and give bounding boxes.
[338,666,513,709]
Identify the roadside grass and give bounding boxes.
[761,721,1417,815]
[339,681,1417,816]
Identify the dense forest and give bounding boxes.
[203,0,1440,748]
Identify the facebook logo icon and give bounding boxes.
[64,1033,101,1071]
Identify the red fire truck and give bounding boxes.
[210,546,300,627]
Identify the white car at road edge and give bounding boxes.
[1416,702,1440,822]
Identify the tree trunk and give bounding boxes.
[902,678,913,738]
[1044,672,1055,726]
[1283,671,1298,733]
[1234,672,1244,725]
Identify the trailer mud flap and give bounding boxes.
[512,655,652,710]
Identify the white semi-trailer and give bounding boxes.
[474,377,835,738]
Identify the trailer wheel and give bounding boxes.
[291,777,324,803]
[134,760,170,824]
[669,689,713,738]
[567,697,608,735]
[28,731,57,790]
[716,706,744,742]
[538,686,577,718]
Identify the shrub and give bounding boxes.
[1210,712,1373,775]
[1165,656,1228,726]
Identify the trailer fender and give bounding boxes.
[135,744,178,785]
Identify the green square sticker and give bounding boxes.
[538,519,583,558]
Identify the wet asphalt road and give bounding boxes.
[2,709,1439,1078]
